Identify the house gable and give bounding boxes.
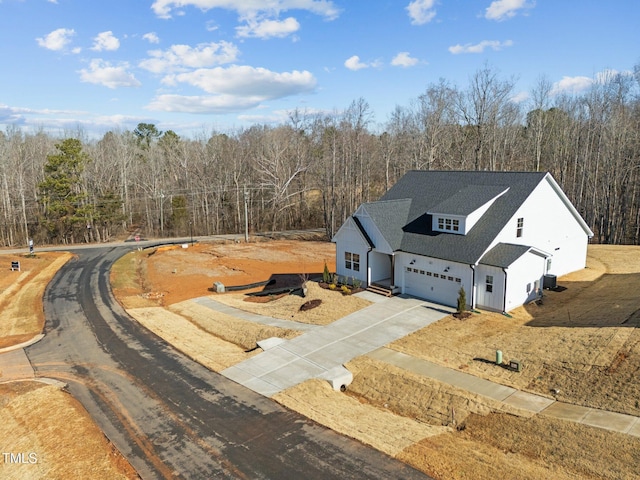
[354,199,411,254]
[487,173,593,277]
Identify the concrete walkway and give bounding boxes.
[221,294,454,397]
[369,347,640,438]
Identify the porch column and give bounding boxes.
[390,254,395,287]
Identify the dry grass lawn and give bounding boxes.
[390,245,640,417]
[0,381,136,479]
[0,252,72,349]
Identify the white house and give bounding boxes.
[332,171,593,312]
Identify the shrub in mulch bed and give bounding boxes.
[244,293,288,303]
[299,299,322,311]
[318,282,364,295]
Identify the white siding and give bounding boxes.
[504,251,547,311]
[354,205,393,254]
[490,176,590,278]
[370,251,392,283]
[332,217,369,285]
[475,265,505,312]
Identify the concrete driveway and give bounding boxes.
[221,292,454,397]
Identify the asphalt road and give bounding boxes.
[24,244,431,479]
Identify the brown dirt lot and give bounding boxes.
[113,239,337,307]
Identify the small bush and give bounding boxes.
[341,285,351,295]
[457,286,467,314]
[329,284,337,290]
[322,262,331,283]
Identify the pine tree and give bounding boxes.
[38,138,92,243]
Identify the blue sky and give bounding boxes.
[0,0,638,138]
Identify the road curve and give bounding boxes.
[25,245,430,479]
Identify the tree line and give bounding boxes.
[1,64,639,247]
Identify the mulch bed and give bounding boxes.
[318,282,365,295]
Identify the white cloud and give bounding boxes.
[166,65,316,98]
[143,32,161,44]
[391,52,419,67]
[236,16,300,39]
[36,28,75,51]
[406,0,436,25]
[79,59,142,89]
[151,0,341,20]
[551,76,593,95]
[139,41,239,74]
[91,31,120,51]
[344,55,369,71]
[146,94,264,113]
[510,91,529,103]
[485,0,534,21]
[448,39,513,54]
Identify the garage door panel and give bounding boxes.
[404,268,459,307]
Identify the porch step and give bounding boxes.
[366,284,393,297]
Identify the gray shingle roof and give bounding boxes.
[362,170,548,264]
[360,198,412,251]
[479,243,535,268]
[428,185,509,216]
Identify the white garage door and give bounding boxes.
[403,267,460,307]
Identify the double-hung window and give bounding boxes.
[486,275,494,293]
[517,217,524,237]
[345,252,360,272]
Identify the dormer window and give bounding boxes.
[429,185,509,235]
[437,217,460,232]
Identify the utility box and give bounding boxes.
[213,281,225,293]
[509,360,522,372]
[543,274,557,290]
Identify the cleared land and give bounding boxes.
[110,240,640,479]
